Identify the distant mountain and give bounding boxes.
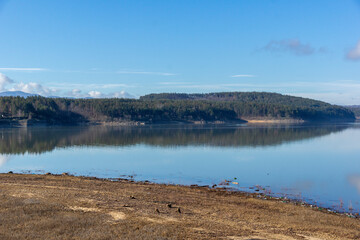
[0,91,39,98]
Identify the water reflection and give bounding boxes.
[0,123,359,214]
[0,124,350,154]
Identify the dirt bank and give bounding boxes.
[0,173,359,240]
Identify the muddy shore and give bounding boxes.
[0,173,359,240]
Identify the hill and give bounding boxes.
[345,105,360,119]
[0,92,355,126]
[140,92,355,122]
[141,92,340,108]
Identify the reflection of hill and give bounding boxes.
[0,124,350,154]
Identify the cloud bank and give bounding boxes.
[10,82,57,96]
[72,89,135,99]
[0,72,135,99]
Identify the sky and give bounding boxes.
[0,0,360,104]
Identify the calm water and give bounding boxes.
[0,123,359,213]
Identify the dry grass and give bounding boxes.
[0,173,359,240]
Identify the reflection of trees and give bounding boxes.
[0,124,349,154]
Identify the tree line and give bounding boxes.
[0,92,356,124]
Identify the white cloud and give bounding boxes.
[87,90,135,99]
[88,90,103,98]
[66,89,135,99]
[67,89,83,98]
[117,71,176,76]
[231,74,255,78]
[0,68,48,71]
[0,73,136,99]
[0,73,14,91]
[346,40,360,61]
[112,91,135,98]
[10,82,58,96]
[263,39,325,56]
[72,89,81,95]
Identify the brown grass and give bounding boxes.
[0,173,359,240]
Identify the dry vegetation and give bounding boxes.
[0,173,359,240]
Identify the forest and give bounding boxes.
[0,92,356,125]
[345,105,360,118]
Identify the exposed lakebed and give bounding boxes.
[0,123,359,213]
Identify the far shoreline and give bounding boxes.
[0,117,356,128]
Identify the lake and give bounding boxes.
[0,123,359,213]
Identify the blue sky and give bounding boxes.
[0,0,360,104]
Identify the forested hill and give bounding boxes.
[345,105,360,118]
[140,92,355,122]
[0,92,355,126]
[141,92,333,108]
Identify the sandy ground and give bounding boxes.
[0,173,359,240]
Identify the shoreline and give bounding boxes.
[1,173,359,239]
[6,172,359,217]
[0,118,356,128]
